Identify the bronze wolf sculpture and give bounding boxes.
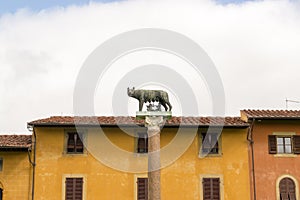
[127,87,172,111]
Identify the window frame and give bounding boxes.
[269,132,300,156]
[199,130,222,158]
[276,175,299,200]
[135,131,148,154]
[276,136,292,154]
[62,174,86,200]
[134,174,148,200]
[200,174,224,200]
[64,130,87,155]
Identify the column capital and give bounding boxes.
[145,116,164,127]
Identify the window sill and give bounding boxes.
[198,153,222,158]
[274,154,298,158]
[134,153,148,157]
[62,151,88,157]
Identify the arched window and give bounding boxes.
[279,178,296,200]
[0,188,2,200]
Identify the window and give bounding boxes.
[279,178,296,200]
[137,177,148,200]
[65,177,83,200]
[268,135,300,154]
[137,133,148,153]
[201,132,219,155]
[0,188,2,200]
[67,132,84,154]
[202,178,220,200]
[0,158,2,171]
[277,137,292,154]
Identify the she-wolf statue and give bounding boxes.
[127,87,172,111]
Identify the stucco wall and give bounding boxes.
[252,120,300,200]
[0,151,31,200]
[34,126,250,200]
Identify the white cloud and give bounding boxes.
[0,0,300,133]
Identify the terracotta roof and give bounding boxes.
[0,135,32,149]
[28,116,248,127]
[241,110,300,120]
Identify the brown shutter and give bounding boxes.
[211,134,219,154]
[202,133,219,154]
[202,133,211,153]
[212,178,220,199]
[75,133,84,153]
[279,178,296,200]
[138,138,145,153]
[203,178,212,199]
[75,178,83,199]
[268,135,277,154]
[67,132,84,153]
[137,137,148,153]
[67,133,75,153]
[293,135,300,154]
[137,178,148,200]
[203,178,220,200]
[66,178,83,200]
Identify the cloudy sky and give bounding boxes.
[0,0,300,133]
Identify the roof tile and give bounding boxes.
[0,135,32,148]
[28,116,248,127]
[241,110,300,120]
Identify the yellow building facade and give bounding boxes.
[28,116,251,200]
[0,135,32,200]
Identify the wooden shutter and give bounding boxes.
[211,134,219,154]
[293,135,300,154]
[137,178,148,200]
[203,178,220,200]
[202,133,211,153]
[137,136,148,153]
[75,133,84,153]
[66,178,83,200]
[202,133,219,154]
[279,178,296,200]
[67,133,75,153]
[67,132,84,153]
[268,135,277,154]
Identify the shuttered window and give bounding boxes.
[293,135,300,154]
[279,178,296,200]
[67,132,84,154]
[268,135,300,154]
[268,135,277,154]
[65,178,83,200]
[202,133,219,154]
[203,178,220,200]
[137,178,148,200]
[137,133,148,153]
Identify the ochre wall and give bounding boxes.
[161,128,250,200]
[252,120,300,200]
[34,126,250,200]
[0,151,31,200]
